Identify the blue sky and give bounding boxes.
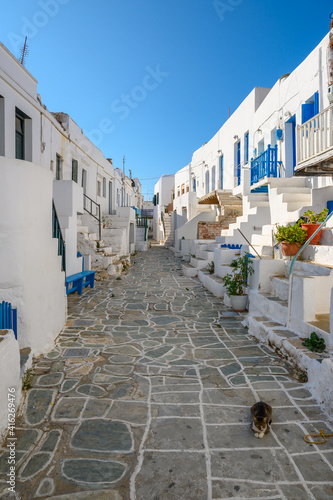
[0,0,332,199]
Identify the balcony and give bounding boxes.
[250,144,280,185]
[296,105,333,175]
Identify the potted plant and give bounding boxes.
[222,254,254,311]
[300,209,329,245]
[274,223,307,257]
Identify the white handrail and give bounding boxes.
[297,105,333,165]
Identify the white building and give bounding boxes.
[0,40,143,436]
[158,30,333,414]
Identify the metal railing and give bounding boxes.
[52,200,66,272]
[83,194,102,241]
[297,105,333,166]
[0,302,18,340]
[250,144,280,185]
[136,217,148,241]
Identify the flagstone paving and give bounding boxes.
[1,245,333,499]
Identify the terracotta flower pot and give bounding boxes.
[301,223,322,245]
[281,241,302,257]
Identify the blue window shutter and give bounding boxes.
[314,91,319,115]
[301,103,314,124]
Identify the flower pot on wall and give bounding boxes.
[300,223,322,245]
[230,295,248,312]
[281,242,302,257]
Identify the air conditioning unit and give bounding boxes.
[328,85,333,102]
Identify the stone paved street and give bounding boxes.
[1,246,333,499]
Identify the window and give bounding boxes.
[72,159,78,183]
[156,192,159,205]
[81,169,87,195]
[97,180,102,197]
[56,154,63,180]
[177,186,180,197]
[15,112,25,160]
[15,108,32,161]
[103,177,106,197]
[181,184,185,195]
[244,132,249,164]
[192,178,196,192]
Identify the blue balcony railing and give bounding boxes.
[250,144,280,185]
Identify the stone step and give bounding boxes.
[190,256,210,270]
[248,290,288,325]
[275,186,312,195]
[247,315,331,371]
[281,192,312,203]
[214,247,242,266]
[268,177,309,188]
[247,201,270,208]
[88,233,97,241]
[251,233,273,246]
[271,276,289,301]
[286,260,332,277]
[197,270,225,298]
[77,226,89,234]
[246,193,269,202]
[197,249,215,260]
[302,245,333,266]
[250,245,273,257]
[97,246,113,256]
[308,313,330,334]
[181,263,198,277]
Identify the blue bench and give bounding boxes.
[66,270,96,295]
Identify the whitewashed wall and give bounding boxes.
[0,157,67,355]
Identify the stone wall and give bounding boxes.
[197,208,242,239]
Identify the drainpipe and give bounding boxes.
[287,211,333,327]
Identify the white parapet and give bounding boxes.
[0,330,21,440]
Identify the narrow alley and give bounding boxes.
[2,246,333,500]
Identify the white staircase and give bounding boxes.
[163,213,174,246]
[77,218,124,275]
[247,258,333,413]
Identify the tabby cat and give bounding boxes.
[251,401,272,439]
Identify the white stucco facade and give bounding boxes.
[0,157,67,355]
[157,33,333,237]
